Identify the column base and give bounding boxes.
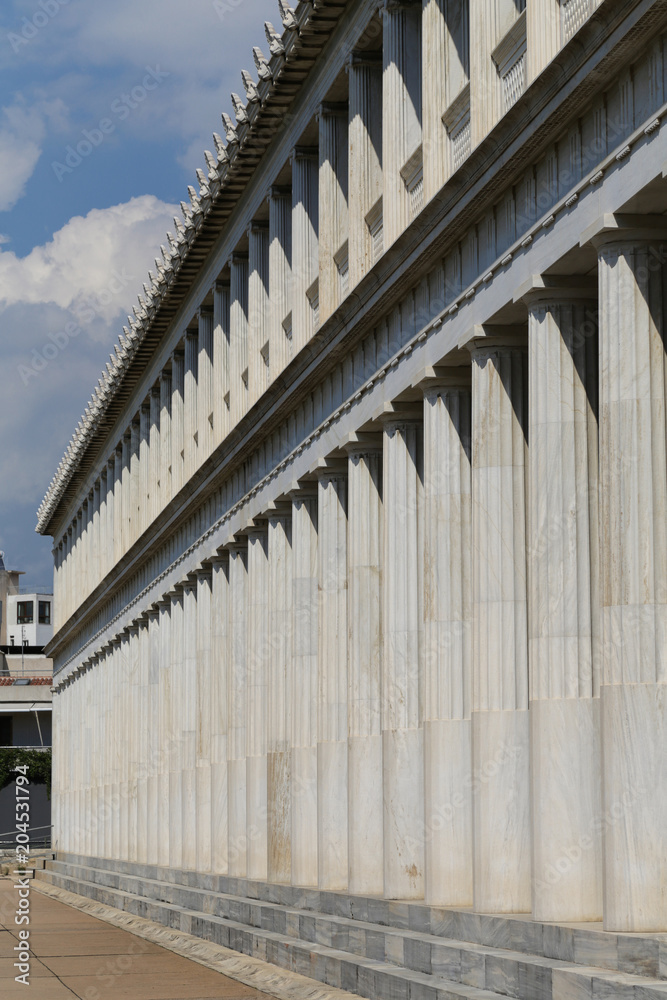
[228,758,247,877]
[119,780,129,861]
[146,774,159,865]
[383,727,424,899]
[157,771,170,867]
[292,745,318,886]
[168,771,183,869]
[196,765,212,873]
[424,719,473,906]
[182,767,197,871]
[136,777,148,864]
[211,760,228,874]
[268,750,291,883]
[472,709,530,913]
[318,740,348,890]
[348,734,383,895]
[602,682,667,931]
[531,698,602,922]
[246,754,268,881]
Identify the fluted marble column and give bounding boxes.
[291,491,319,886]
[382,413,424,899]
[211,555,229,874]
[348,51,382,288]
[197,307,214,463]
[227,541,248,876]
[181,577,198,871]
[130,417,140,543]
[292,148,319,355]
[526,0,560,84]
[594,221,667,931]
[467,330,530,914]
[422,0,447,201]
[135,617,150,864]
[248,222,270,406]
[246,523,269,880]
[422,372,473,906]
[521,277,601,922]
[113,443,123,566]
[196,568,213,872]
[267,508,293,882]
[147,608,160,865]
[230,253,249,426]
[184,330,199,481]
[159,370,172,508]
[382,0,422,248]
[317,468,348,890]
[149,386,161,521]
[319,103,349,324]
[469,0,502,147]
[346,440,384,894]
[213,280,231,445]
[168,587,184,868]
[171,349,185,496]
[269,187,292,378]
[157,598,172,868]
[139,401,150,536]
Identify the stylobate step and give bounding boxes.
[36,863,667,1000]
[46,851,667,981]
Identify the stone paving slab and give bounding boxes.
[0,877,280,999]
[6,876,369,1000]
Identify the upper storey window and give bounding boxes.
[16,601,33,624]
[492,8,527,113]
[561,0,594,43]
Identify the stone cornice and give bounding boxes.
[35,0,348,537]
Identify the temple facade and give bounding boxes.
[36,0,667,982]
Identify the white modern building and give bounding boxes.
[35,0,667,995]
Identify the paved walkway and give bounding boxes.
[0,877,274,1000]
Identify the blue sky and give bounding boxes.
[0,0,276,587]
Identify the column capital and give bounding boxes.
[312,456,348,481]
[198,304,214,317]
[382,0,421,10]
[413,364,472,393]
[348,50,383,69]
[247,219,269,236]
[515,274,598,307]
[341,430,383,455]
[318,100,348,118]
[223,534,249,553]
[580,213,667,250]
[269,183,291,199]
[213,277,230,291]
[292,145,319,162]
[373,400,422,425]
[462,324,528,356]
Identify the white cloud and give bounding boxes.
[0,194,177,326]
[0,195,177,513]
[0,96,67,210]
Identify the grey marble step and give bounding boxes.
[36,863,667,1000]
[48,850,667,980]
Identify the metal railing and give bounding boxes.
[0,824,52,848]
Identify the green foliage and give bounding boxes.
[0,747,52,799]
